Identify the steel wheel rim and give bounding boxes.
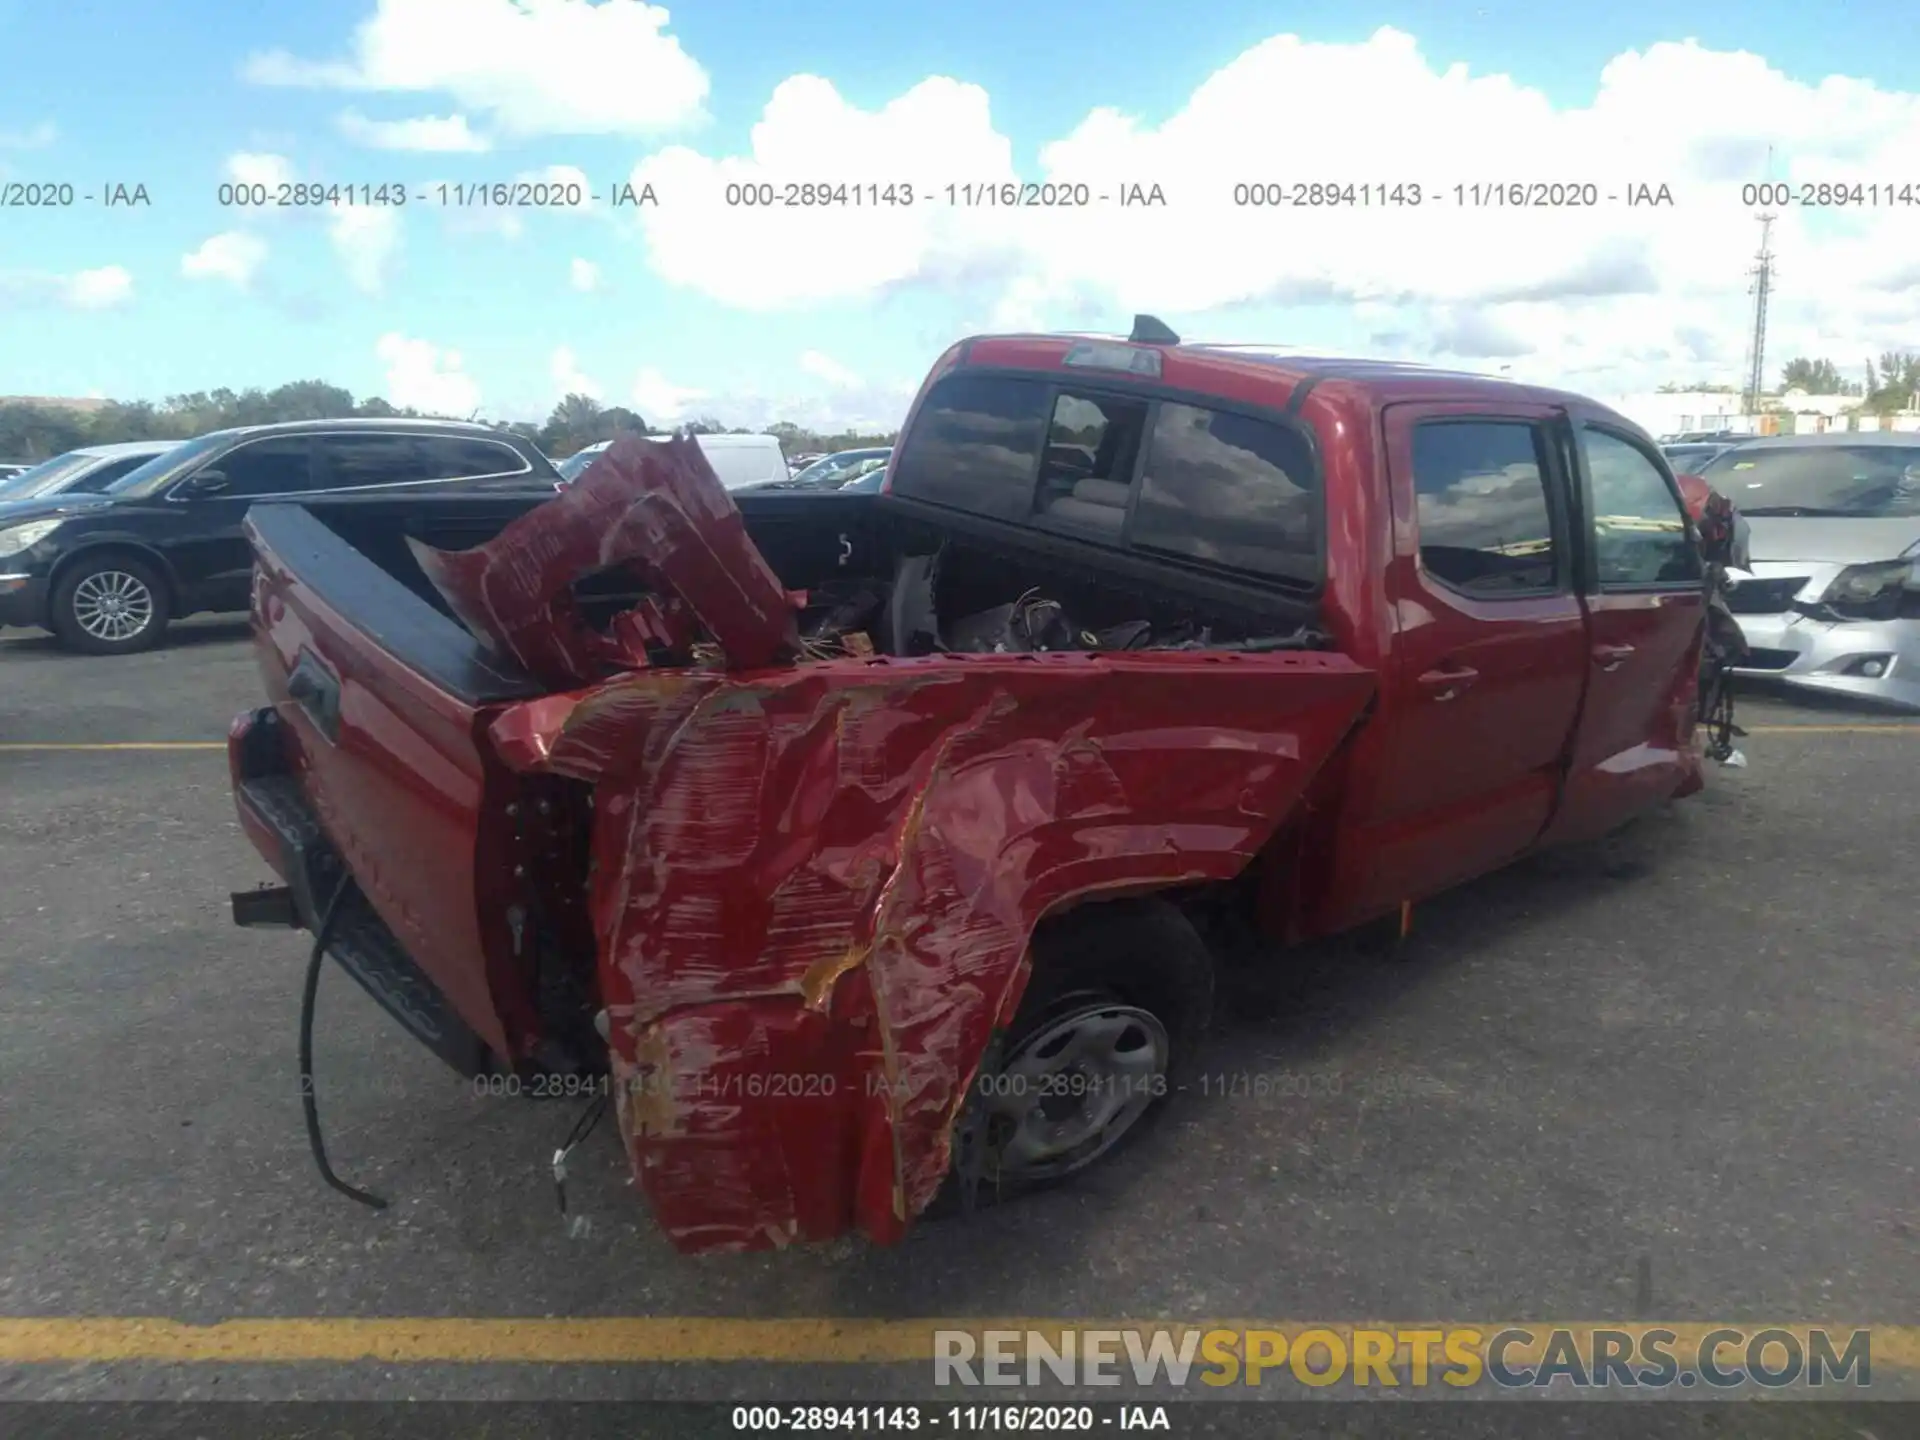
[72,570,154,642]
[969,1000,1170,1183]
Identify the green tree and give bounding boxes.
[598,406,649,437]
[1864,352,1920,414]
[1780,357,1844,393]
[539,393,608,455]
[0,404,88,460]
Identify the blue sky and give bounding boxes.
[2,0,1917,428]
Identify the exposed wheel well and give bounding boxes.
[1022,892,1217,1052]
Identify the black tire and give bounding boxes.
[932,897,1214,1216]
[49,552,172,655]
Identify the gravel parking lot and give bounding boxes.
[1,618,1916,1410]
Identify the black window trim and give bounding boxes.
[1573,419,1704,596]
[315,432,537,494]
[410,435,537,487]
[894,365,1327,592]
[1406,413,1574,603]
[163,429,541,503]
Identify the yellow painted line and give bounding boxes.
[0,1318,1915,1368]
[0,741,225,752]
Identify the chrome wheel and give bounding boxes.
[968,1000,1170,1183]
[71,569,155,643]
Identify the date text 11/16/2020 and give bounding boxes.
[212,181,659,209]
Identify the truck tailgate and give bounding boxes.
[234,503,547,1064]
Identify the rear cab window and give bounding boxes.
[889,370,1321,586]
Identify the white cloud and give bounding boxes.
[245,0,709,139]
[330,205,400,292]
[66,266,135,309]
[633,75,1016,308]
[377,332,480,415]
[551,344,603,400]
[337,109,491,151]
[0,266,135,310]
[625,369,914,434]
[629,30,1920,392]
[0,120,57,149]
[570,256,602,291]
[631,366,708,424]
[798,350,862,388]
[180,231,269,290]
[226,151,296,191]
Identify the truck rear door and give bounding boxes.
[1535,417,1706,847]
[1358,402,1591,912]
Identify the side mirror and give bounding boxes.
[181,470,229,498]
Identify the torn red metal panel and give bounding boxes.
[407,434,800,687]
[493,652,1376,1253]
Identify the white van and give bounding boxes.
[557,433,790,490]
[686,433,791,490]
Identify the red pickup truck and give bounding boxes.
[228,320,1709,1254]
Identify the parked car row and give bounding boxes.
[555,432,790,488]
[0,440,181,504]
[0,419,557,654]
[1692,432,1920,710]
[4,387,1917,715]
[736,446,893,493]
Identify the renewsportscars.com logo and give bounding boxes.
[933,1325,1882,1392]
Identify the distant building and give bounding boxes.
[1605,391,1761,439]
[1607,387,1920,438]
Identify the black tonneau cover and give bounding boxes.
[245,504,545,707]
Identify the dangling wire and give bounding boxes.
[298,870,389,1211]
[551,1088,611,1217]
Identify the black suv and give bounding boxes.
[0,418,559,654]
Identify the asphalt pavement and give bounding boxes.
[1,617,1916,1410]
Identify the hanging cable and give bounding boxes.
[298,869,389,1211]
[551,1089,611,1218]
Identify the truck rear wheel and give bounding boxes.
[938,898,1214,1212]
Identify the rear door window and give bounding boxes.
[418,436,533,481]
[1129,402,1319,581]
[1410,421,1560,595]
[891,374,1052,520]
[317,434,427,491]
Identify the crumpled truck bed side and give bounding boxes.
[420,436,1379,1253]
[493,655,1374,1251]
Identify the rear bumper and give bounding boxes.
[0,574,48,630]
[228,706,494,1077]
[1731,612,1920,712]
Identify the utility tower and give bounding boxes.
[1741,210,1777,418]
